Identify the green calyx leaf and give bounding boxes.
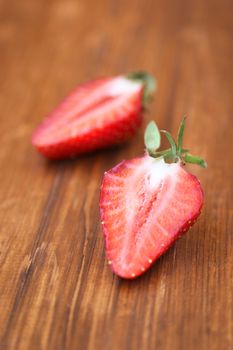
[161,130,177,161]
[177,116,186,153]
[144,117,207,168]
[127,71,157,107]
[144,121,161,154]
[183,153,208,168]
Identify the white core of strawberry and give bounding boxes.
[109,77,142,96]
[148,158,179,189]
[123,157,179,229]
[120,157,180,272]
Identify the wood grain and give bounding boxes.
[0,0,232,349]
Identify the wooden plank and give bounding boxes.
[0,0,232,349]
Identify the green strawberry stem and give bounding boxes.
[127,71,157,107]
[144,118,207,168]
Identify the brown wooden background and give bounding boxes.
[0,0,232,349]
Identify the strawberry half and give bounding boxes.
[100,118,207,279]
[32,72,156,159]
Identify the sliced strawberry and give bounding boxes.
[32,72,155,159]
[100,156,203,278]
[100,118,207,279]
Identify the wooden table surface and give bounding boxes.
[0,0,232,349]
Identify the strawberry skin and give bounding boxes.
[100,155,204,279]
[32,76,145,159]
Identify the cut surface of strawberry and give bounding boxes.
[100,118,207,279]
[100,156,203,278]
[32,72,155,159]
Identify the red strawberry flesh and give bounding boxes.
[100,155,204,279]
[32,77,144,159]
